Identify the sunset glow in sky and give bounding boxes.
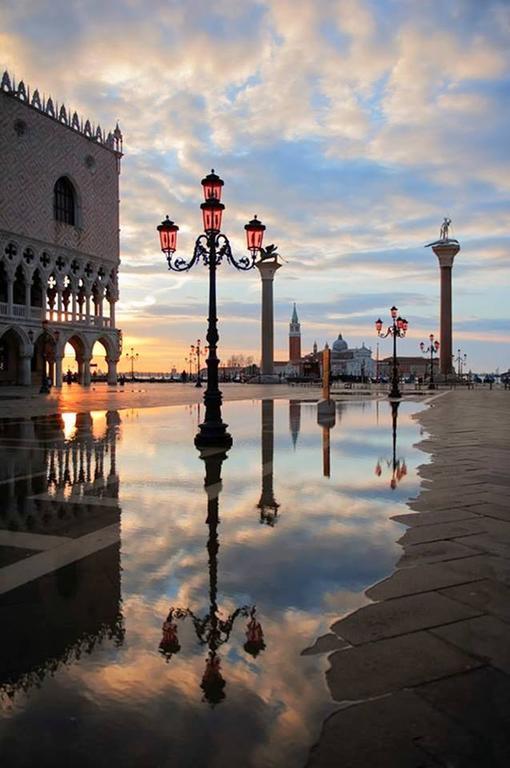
[2,0,509,372]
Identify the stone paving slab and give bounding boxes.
[301,633,350,656]
[331,592,482,645]
[471,502,510,522]
[439,579,510,623]
[392,508,479,527]
[446,554,510,585]
[326,631,482,701]
[396,539,479,568]
[415,667,510,764]
[366,562,482,601]
[431,615,510,674]
[397,519,487,546]
[307,689,486,768]
[455,533,510,559]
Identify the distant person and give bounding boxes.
[66,369,73,385]
[119,374,125,386]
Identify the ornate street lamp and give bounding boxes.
[420,334,440,390]
[158,170,269,448]
[125,346,138,381]
[374,401,407,490]
[159,444,265,705]
[375,306,408,399]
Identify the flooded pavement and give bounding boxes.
[0,398,424,768]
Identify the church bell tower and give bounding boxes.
[289,303,301,364]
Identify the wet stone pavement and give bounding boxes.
[0,389,508,767]
[0,398,424,767]
[306,389,510,768]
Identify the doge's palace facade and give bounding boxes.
[0,71,122,386]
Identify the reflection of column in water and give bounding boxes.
[318,407,335,479]
[257,399,280,526]
[289,400,301,449]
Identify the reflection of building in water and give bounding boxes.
[289,400,301,449]
[0,411,123,697]
[257,399,280,526]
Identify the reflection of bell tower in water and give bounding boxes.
[289,400,301,449]
[257,399,280,526]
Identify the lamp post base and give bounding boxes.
[195,423,233,450]
[427,382,436,390]
[389,388,402,400]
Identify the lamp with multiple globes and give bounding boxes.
[420,333,440,390]
[375,306,409,399]
[157,170,269,448]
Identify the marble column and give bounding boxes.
[54,354,63,387]
[19,353,32,386]
[256,259,281,381]
[431,241,460,377]
[106,357,118,386]
[82,355,92,386]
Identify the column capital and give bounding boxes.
[431,241,460,269]
[256,260,282,280]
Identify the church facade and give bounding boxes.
[275,305,376,379]
[329,334,376,378]
[0,71,122,386]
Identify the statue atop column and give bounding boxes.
[426,217,459,248]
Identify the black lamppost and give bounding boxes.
[191,339,202,388]
[375,306,408,399]
[125,346,138,381]
[420,334,440,389]
[159,445,265,705]
[158,170,269,448]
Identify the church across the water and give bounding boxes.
[274,304,376,379]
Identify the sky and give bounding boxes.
[1,0,509,372]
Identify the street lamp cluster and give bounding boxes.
[455,348,468,377]
[158,170,270,448]
[420,334,440,389]
[125,346,138,381]
[190,339,203,387]
[375,306,409,399]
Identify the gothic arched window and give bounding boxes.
[53,176,76,225]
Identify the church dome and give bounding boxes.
[332,334,348,355]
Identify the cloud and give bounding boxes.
[1,0,509,370]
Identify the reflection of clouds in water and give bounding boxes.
[1,399,426,767]
[61,598,336,768]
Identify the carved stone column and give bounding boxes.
[106,357,119,385]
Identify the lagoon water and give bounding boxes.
[0,398,424,768]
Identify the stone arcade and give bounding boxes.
[0,71,122,386]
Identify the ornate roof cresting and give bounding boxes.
[1,70,123,154]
